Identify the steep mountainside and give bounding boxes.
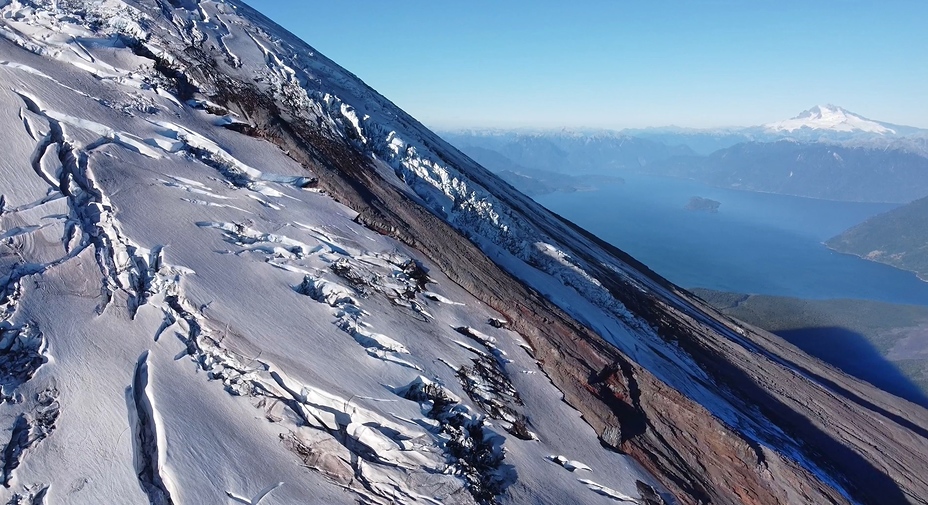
[828,196,928,280]
[0,1,927,505]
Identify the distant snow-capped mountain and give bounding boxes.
[764,104,915,135]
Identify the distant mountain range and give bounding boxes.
[443,130,687,196]
[646,140,928,203]
[443,129,694,172]
[452,145,623,196]
[442,106,928,203]
[624,105,928,155]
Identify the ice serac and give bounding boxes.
[0,1,927,505]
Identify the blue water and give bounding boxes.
[536,174,928,305]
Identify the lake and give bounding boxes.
[536,173,928,305]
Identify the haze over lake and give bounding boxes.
[536,173,928,305]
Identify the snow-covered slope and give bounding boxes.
[765,104,899,134]
[0,2,657,503]
[1,2,927,505]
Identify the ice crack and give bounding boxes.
[128,351,175,505]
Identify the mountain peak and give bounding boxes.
[801,104,846,116]
[766,105,896,134]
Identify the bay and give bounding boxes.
[536,173,928,305]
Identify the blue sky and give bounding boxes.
[244,1,928,129]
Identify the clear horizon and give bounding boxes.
[243,1,928,130]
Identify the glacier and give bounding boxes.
[0,1,927,504]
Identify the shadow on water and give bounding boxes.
[776,326,928,409]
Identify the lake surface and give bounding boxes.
[536,173,928,305]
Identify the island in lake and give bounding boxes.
[685,196,721,213]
